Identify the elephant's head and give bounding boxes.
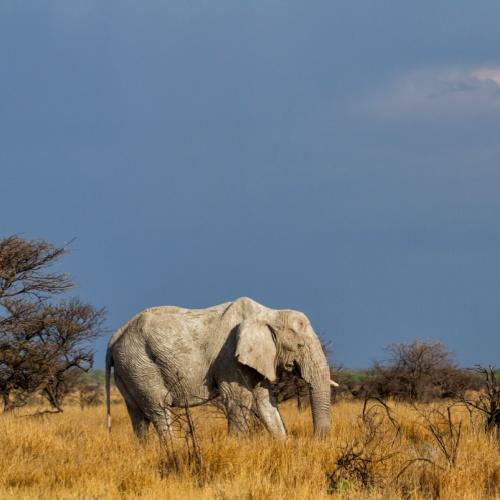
[235,310,336,437]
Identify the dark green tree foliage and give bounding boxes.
[0,236,105,412]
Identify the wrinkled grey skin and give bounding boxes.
[106,297,335,440]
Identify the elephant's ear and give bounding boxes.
[235,320,277,382]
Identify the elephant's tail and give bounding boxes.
[105,348,113,433]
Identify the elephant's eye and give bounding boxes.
[297,342,305,349]
[295,319,304,331]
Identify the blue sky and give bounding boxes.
[2,1,499,367]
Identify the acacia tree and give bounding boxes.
[0,236,105,412]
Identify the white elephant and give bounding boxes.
[106,297,337,440]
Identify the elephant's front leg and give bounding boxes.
[252,384,287,439]
[219,381,256,435]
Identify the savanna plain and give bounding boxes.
[1,393,499,500]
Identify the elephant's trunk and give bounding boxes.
[299,341,332,438]
[309,375,332,437]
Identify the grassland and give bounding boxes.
[0,396,499,499]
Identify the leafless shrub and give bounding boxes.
[156,376,205,484]
[456,366,500,440]
[327,396,401,491]
[327,396,441,494]
[158,403,205,483]
[361,395,401,442]
[413,403,462,467]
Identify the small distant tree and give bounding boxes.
[367,340,475,401]
[78,382,102,409]
[0,236,105,412]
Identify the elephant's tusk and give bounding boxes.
[330,379,339,387]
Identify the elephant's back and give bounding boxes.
[108,301,233,352]
[142,301,232,318]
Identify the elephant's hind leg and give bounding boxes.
[123,374,174,443]
[125,400,151,442]
[114,363,173,444]
[115,373,151,442]
[149,404,174,443]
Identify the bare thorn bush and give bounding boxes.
[413,403,462,467]
[456,365,500,440]
[156,378,205,484]
[328,396,401,491]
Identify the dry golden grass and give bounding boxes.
[1,397,499,499]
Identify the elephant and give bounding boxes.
[105,297,338,440]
